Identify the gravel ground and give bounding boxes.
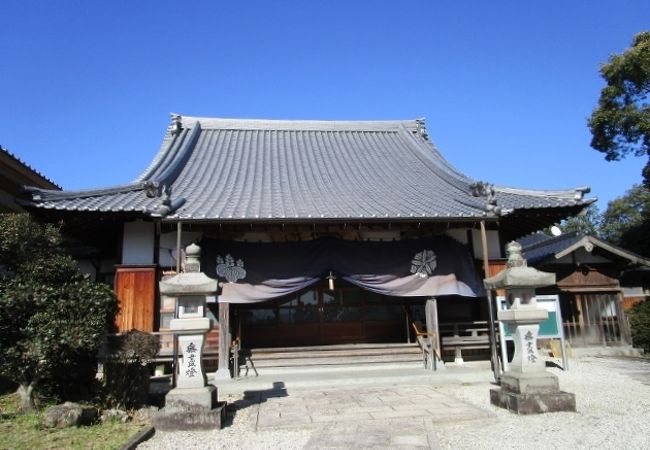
[138,356,650,449]
[435,356,650,449]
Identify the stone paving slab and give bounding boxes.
[305,417,439,449]
[245,383,493,437]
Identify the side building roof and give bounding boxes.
[519,231,650,268]
[24,115,594,234]
[1,145,60,212]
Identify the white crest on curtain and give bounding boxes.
[410,249,437,278]
[216,254,247,283]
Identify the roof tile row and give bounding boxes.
[27,116,594,222]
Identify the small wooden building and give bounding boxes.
[23,115,595,370]
[519,232,650,348]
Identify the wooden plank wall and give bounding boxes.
[487,259,507,297]
[114,265,157,332]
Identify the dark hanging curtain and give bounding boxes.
[199,236,484,303]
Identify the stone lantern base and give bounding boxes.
[490,372,576,414]
[154,385,226,430]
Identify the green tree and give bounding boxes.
[628,300,650,353]
[0,213,117,411]
[600,184,650,257]
[588,31,650,186]
[560,204,601,236]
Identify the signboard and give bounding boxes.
[498,294,562,339]
[497,294,569,370]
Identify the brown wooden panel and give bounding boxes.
[557,268,619,291]
[114,265,157,332]
[364,321,404,342]
[321,322,365,344]
[205,327,220,351]
[487,259,507,277]
[241,323,321,348]
[487,259,507,296]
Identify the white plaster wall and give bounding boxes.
[122,220,155,264]
[470,229,502,259]
[446,227,502,258]
[623,286,644,296]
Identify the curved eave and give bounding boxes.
[499,201,595,242]
[22,185,157,216]
[494,185,594,211]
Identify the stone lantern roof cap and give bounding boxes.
[159,272,218,296]
[483,242,556,290]
[159,243,218,295]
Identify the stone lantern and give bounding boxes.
[484,242,575,414]
[156,243,225,429]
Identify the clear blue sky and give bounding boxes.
[1,1,648,211]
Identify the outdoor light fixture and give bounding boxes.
[327,271,336,290]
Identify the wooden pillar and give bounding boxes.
[480,220,501,381]
[425,298,444,371]
[616,291,632,344]
[214,301,231,380]
[176,221,182,273]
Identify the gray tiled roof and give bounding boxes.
[519,231,650,267]
[25,116,594,221]
[519,231,584,265]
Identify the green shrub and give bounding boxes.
[628,300,650,353]
[0,213,117,411]
[103,330,160,409]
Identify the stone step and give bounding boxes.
[242,343,424,370]
[246,360,426,376]
[251,343,419,353]
[250,346,421,361]
[250,353,423,368]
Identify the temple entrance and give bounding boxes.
[235,282,407,348]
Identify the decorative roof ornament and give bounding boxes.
[573,186,590,200]
[415,118,429,140]
[470,181,501,216]
[170,114,183,136]
[157,185,172,214]
[144,180,160,198]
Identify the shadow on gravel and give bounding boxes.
[224,381,288,428]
